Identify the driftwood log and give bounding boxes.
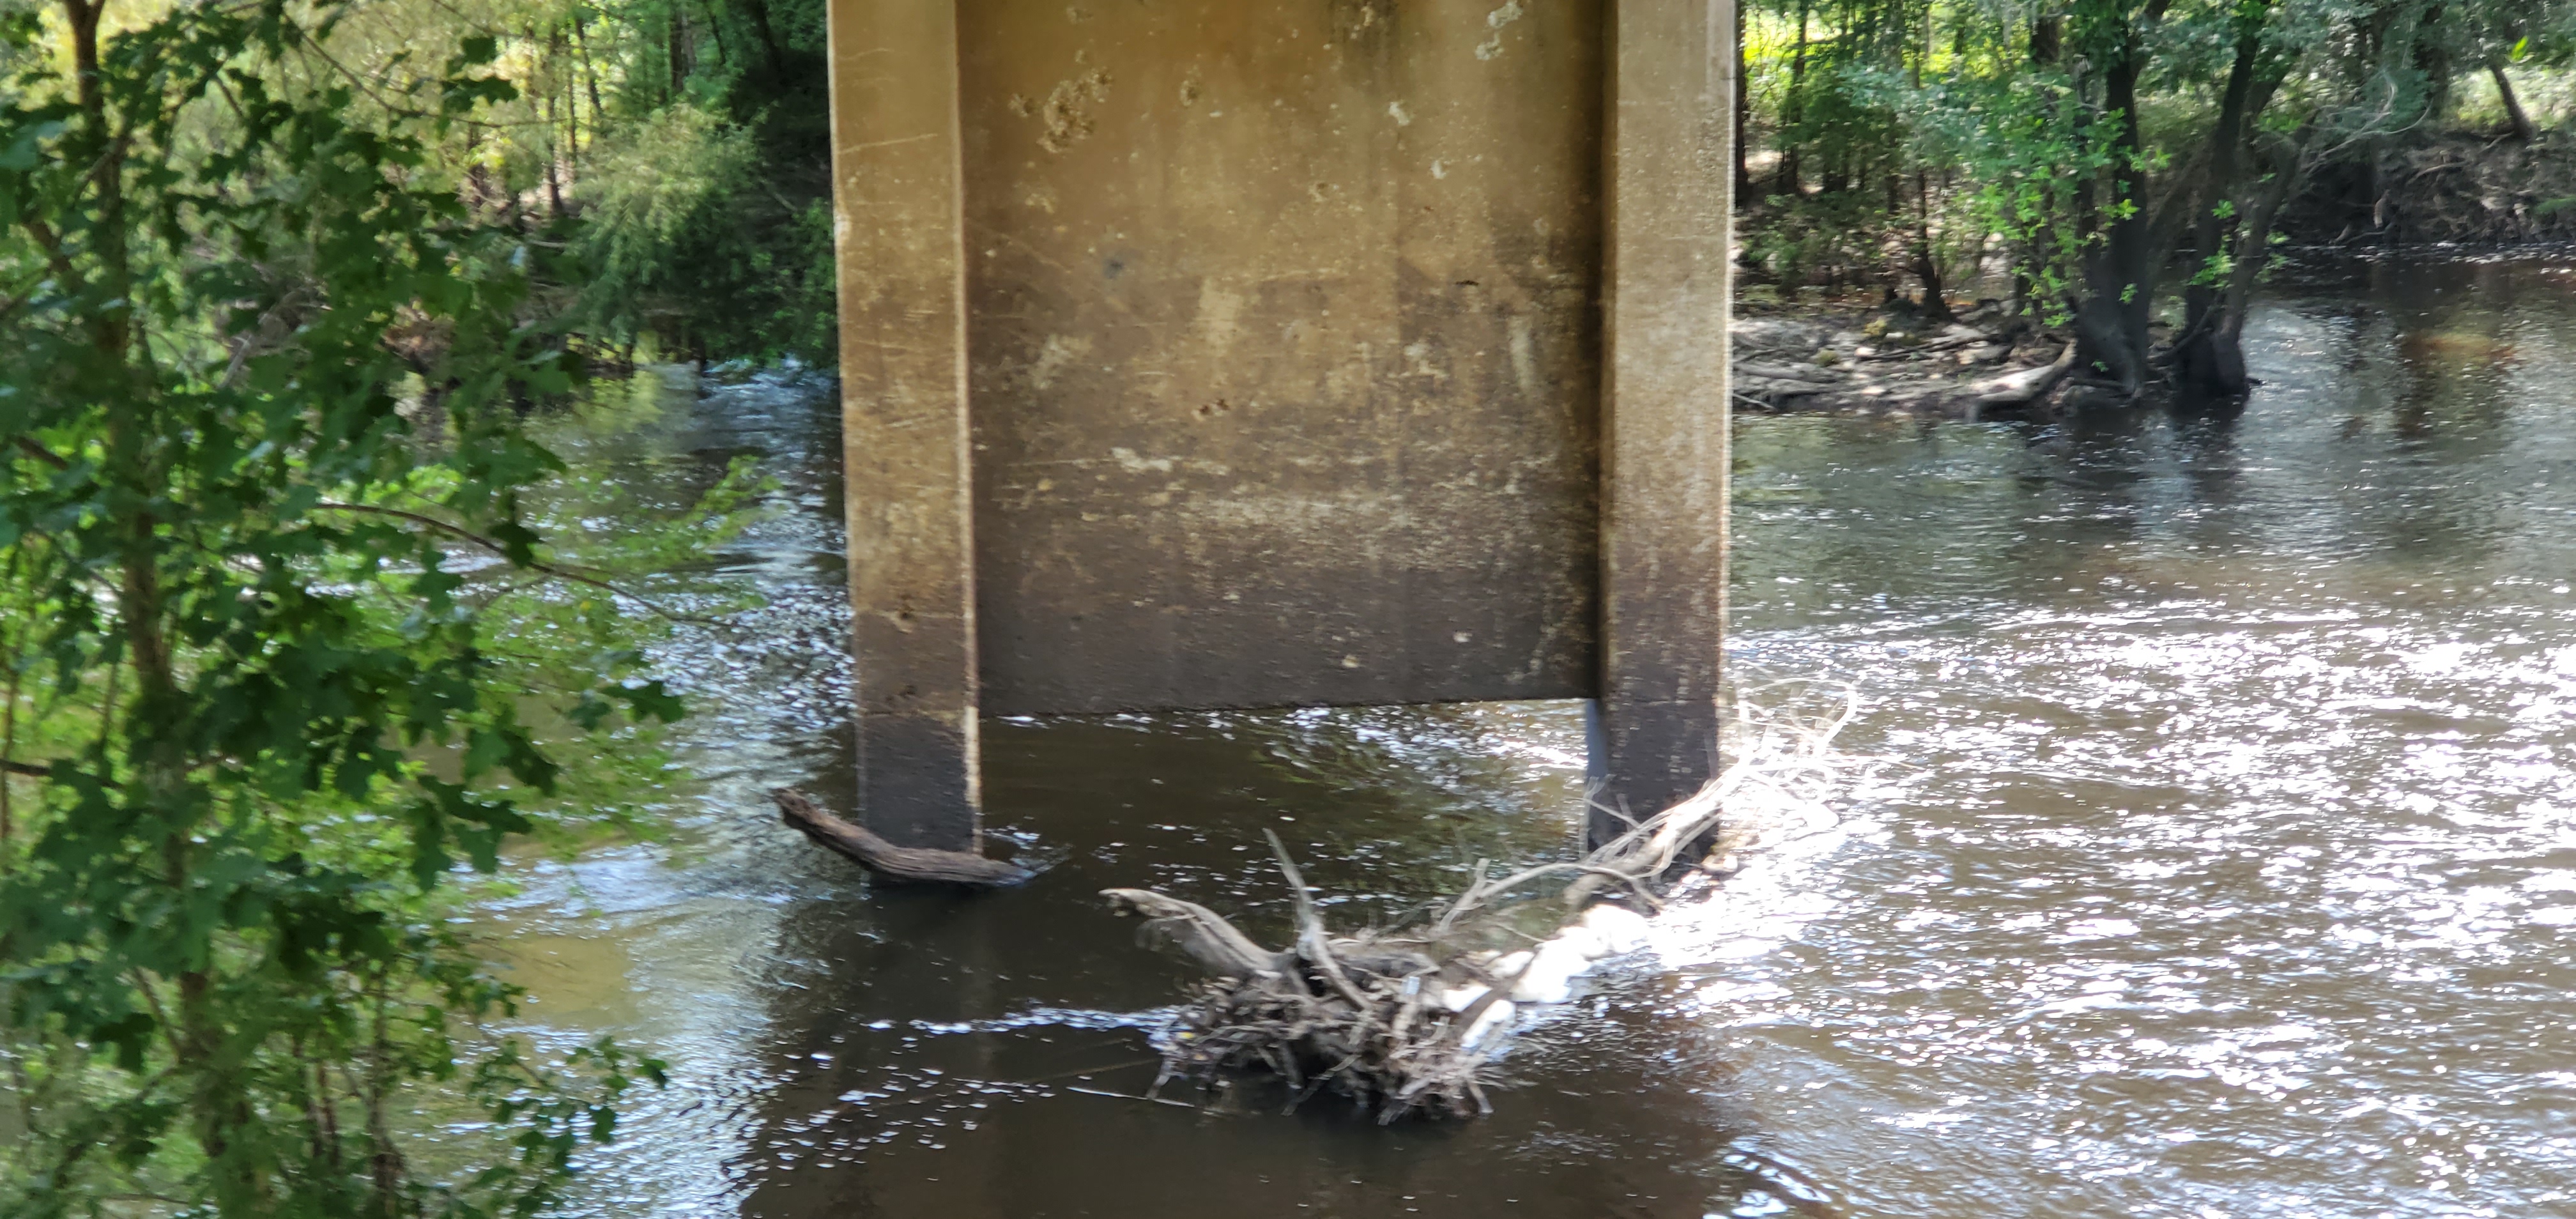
[1972,343,2078,406]
[772,787,1033,887]
[1102,889,1293,977]
[1736,360,1845,384]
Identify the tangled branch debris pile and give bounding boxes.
[1104,687,1866,1121]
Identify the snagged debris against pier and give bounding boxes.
[1105,686,1867,1121]
[772,788,1034,887]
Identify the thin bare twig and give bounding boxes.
[309,502,723,625]
[10,436,72,470]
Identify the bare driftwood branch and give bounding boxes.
[771,787,1032,887]
[1102,888,1289,977]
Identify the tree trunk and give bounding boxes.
[669,10,688,100]
[541,38,565,217]
[572,17,607,123]
[2211,131,2310,378]
[2494,63,2537,143]
[2414,6,2452,121]
[772,788,1032,885]
[2176,25,2264,399]
[1775,0,1810,196]
[2074,4,2166,393]
[2030,12,2060,65]
[701,0,732,67]
[2015,10,2063,317]
[737,0,784,74]
[1912,171,1952,322]
[1734,1,1752,202]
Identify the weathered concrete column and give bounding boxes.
[1593,0,1733,843]
[826,0,979,851]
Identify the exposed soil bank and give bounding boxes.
[2287,131,2576,247]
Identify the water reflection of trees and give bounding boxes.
[2303,257,2547,572]
[1731,259,2576,622]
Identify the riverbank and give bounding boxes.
[2285,130,2576,247]
[1730,293,2074,418]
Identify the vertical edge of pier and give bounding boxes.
[1593,0,1733,847]
[827,0,981,852]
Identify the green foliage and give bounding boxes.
[0,1,760,1213]
[404,0,839,366]
[1742,188,1897,289]
[565,100,836,365]
[1911,66,2131,322]
[203,0,844,368]
[1738,0,2576,329]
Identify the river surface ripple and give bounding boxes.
[495,256,2576,1218]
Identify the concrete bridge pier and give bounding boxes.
[827,0,1731,854]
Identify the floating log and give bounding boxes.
[770,787,1033,887]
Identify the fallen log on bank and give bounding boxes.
[1971,343,2078,407]
[1736,360,1846,383]
[772,787,1034,887]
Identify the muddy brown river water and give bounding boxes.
[493,254,2576,1218]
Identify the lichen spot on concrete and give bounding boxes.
[1476,1,1526,60]
[1037,70,1112,153]
[1510,316,1538,395]
[1028,334,1092,390]
[1386,101,1411,127]
[1193,283,1247,355]
[1110,447,1176,474]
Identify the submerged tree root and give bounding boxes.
[1105,684,1867,1121]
